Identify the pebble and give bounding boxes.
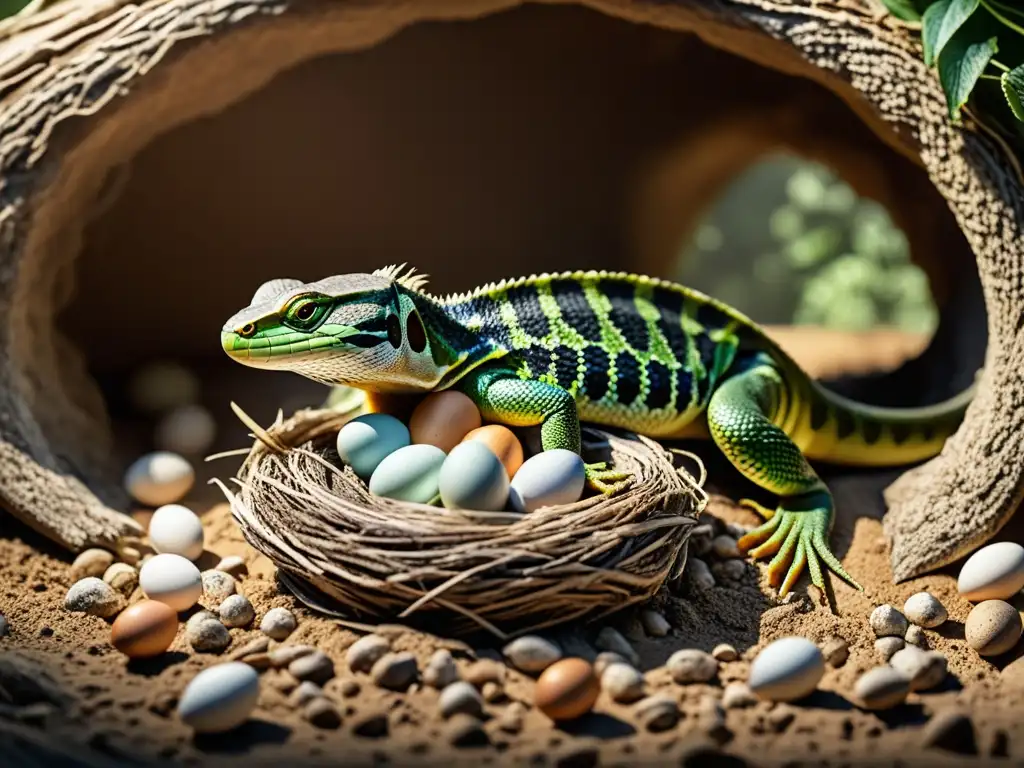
[446,713,489,747]
[921,710,977,754]
[346,633,392,673]
[71,548,115,580]
[227,636,270,661]
[103,563,139,596]
[177,662,259,733]
[351,711,389,738]
[110,600,179,658]
[335,679,360,698]
[464,659,506,688]
[304,698,341,729]
[905,624,928,648]
[639,609,670,638]
[957,541,1024,601]
[139,554,203,612]
[215,556,248,580]
[187,618,231,653]
[903,592,947,628]
[218,594,255,628]
[270,644,316,668]
[687,557,716,590]
[869,604,909,638]
[726,522,753,539]
[966,600,1023,656]
[711,536,741,559]
[289,681,324,707]
[243,653,271,671]
[370,652,418,691]
[747,636,824,702]
[155,404,217,456]
[767,704,796,733]
[697,695,731,744]
[600,662,645,703]
[635,694,679,732]
[481,681,504,702]
[667,649,718,684]
[423,649,459,689]
[186,610,217,632]
[124,451,194,507]
[260,607,297,640]
[712,643,738,662]
[534,658,600,721]
[65,577,124,618]
[854,666,910,710]
[821,636,849,667]
[503,635,562,674]
[497,701,526,733]
[875,636,905,662]
[148,504,205,561]
[201,570,237,604]
[593,651,630,677]
[722,682,757,709]
[290,651,336,685]
[509,449,587,513]
[712,559,747,582]
[595,627,640,667]
[890,646,948,692]
[439,681,485,718]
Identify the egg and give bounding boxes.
[139,553,203,611]
[533,658,600,721]
[177,662,260,733]
[462,425,524,478]
[409,391,482,452]
[110,599,179,658]
[965,600,1023,656]
[148,504,205,561]
[509,449,586,513]
[124,451,194,507]
[336,413,411,479]
[747,636,824,702]
[368,444,447,504]
[957,541,1024,601]
[439,442,510,511]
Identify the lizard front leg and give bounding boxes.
[457,365,632,495]
[707,363,862,596]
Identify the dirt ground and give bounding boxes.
[3,327,1023,767]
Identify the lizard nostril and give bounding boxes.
[238,323,256,338]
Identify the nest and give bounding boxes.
[218,406,707,639]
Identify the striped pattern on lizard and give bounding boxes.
[221,266,975,597]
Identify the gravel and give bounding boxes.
[64,578,124,618]
[260,607,297,640]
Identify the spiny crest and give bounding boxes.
[372,263,431,292]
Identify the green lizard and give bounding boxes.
[221,266,974,596]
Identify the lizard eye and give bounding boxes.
[294,302,316,321]
[238,323,256,338]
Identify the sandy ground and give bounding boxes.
[3,327,1023,767]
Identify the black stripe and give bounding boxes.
[601,280,649,352]
[550,279,602,342]
[834,408,857,441]
[345,333,387,348]
[552,345,580,391]
[353,316,387,334]
[890,423,914,445]
[652,286,687,357]
[861,418,882,446]
[614,352,641,406]
[674,366,694,410]
[809,398,829,431]
[646,360,672,410]
[582,345,610,400]
[507,283,550,339]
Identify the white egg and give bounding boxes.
[957,541,1024,601]
[154,404,217,456]
[368,444,447,504]
[747,636,824,702]
[148,504,205,561]
[124,451,194,507]
[139,553,203,611]
[336,413,410,479]
[177,662,260,733]
[508,449,586,513]
[439,441,509,511]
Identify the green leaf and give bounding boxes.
[879,0,923,21]
[1000,65,1024,121]
[922,0,979,67]
[938,32,998,118]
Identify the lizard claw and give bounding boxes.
[584,462,633,495]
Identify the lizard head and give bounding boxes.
[220,265,458,392]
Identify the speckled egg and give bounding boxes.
[533,657,600,721]
[110,599,179,658]
[957,542,1024,601]
[509,449,586,513]
[336,413,411,479]
[408,391,482,452]
[139,553,203,611]
[439,441,510,511]
[148,504,205,561]
[177,662,260,733]
[124,451,194,507]
[747,636,824,702]
[966,599,1023,656]
[462,425,524,479]
[368,444,447,504]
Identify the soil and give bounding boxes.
[2,327,1022,767]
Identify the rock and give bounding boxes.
[333,679,360,698]
[903,592,947,628]
[464,659,506,688]
[260,607,297,640]
[346,634,391,673]
[303,697,341,729]
[854,666,911,710]
[200,570,236,604]
[712,643,738,662]
[821,636,849,667]
[269,644,316,668]
[177,662,258,734]
[553,745,599,768]
[667,649,718,684]
[187,618,231,654]
[600,663,645,703]
[905,625,928,648]
[712,535,740,559]
[712,560,747,582]
[185,610,217,632]
[767,704,796,733]
[593,651,630,677]
[103,563,139,596]
[503,635,562,674]
[966,600,1023,656]
[721,682,757,709]
[72,549,115,580]
[288,681,324,708]
[439,681,485,719]
[482,681,504,702]
[215,555,248,580]
[698,695,732,744]
[370,652,418,691]
[687,557,716,590]
[446,713,489,747]
[635,693,679,732]
[748,637,824,702]
[64,577,124,618]
[869,605,909,638]
[351,711,388,738]
[890,647,947,692]
[921,710,977,754]
[957,542,1024,602]
[242,653,271,670]
[218,594,255,628]
[595,627,639,666]
[497,701,526,733]
[423,649,459,689]
[640,609,671,637]
[875,636,905,662]
[289,651,336,685]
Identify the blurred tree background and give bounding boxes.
[675,154,938,335]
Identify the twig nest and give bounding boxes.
[869,605,909,638]
[667,649,718,684]
[903,593,947,628]
[503,636,562,674]
[65,578,124,618]
[966,600,1023,656]
[957,542,1024,601]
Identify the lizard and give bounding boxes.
[220,265,975,596]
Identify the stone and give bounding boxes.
[289,651,336,685]
[767,704,796,733]
[260,607,297,640]
[446,713,488,747]
[200,570,236,604]
[270,644,316,668]
[218,594,255,628]
[600,662,645,703]
[102,563,139,596]
[187,618,231,654]
[687,557,716,590]
[903,592,947,628]
[712,560,747,582]
[635,694,679,732]
[854,666,911,710]
[304,697,341,729]
[593,651,630,677]
[288,680,323,708]
[497,701,526,733]
[64,577,124,618]
[890,647,947,692]
[481,681,504,703]
[875,636,905,662]
[370,652,418,691]
[639,609,671,637]
[215,555,248,580]
[921,710,977,754]
[595,627,639,666]
[439,681,484,719]
[351,711,388,738]
[71,549,115,580]
[712,535,741,559]
[464,659,506,687]
[227,635,269,661]
[869,604,909,638]
[712,643,738,662]
[905,624,928,648]
[346,634,391,673]
[503,635,562,674]
[667,649,718,684]
[721,682,757,709]
[821,636,849,667]
[423,648,459,688]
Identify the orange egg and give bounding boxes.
[409,392,482,452]
[110,599,179,658]
[534,658,600,721]
[462,425,524,478]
